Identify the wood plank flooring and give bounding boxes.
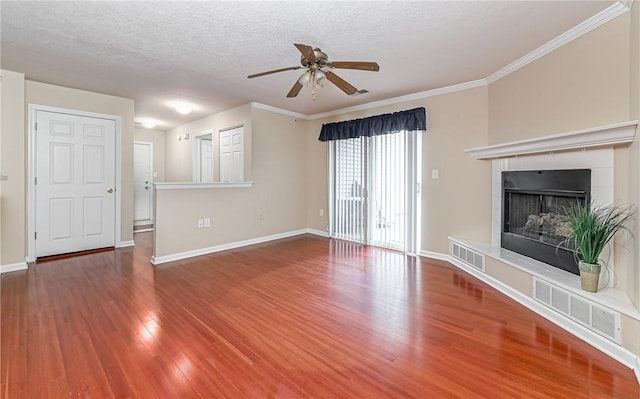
[2,233,639,398]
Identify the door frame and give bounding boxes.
[27,104,122,262]
[133,140,154,223]
[192,129,214,182]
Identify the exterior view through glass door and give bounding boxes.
[331,130,420,253]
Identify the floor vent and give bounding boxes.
[533,277,621,343]
[451,242,485,272]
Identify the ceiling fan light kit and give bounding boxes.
[248,43,379,101]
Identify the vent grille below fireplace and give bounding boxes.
[452,242,485,272]
[533,278,620,343]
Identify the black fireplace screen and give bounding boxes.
[506,192,580,247]
[502,169,591,275]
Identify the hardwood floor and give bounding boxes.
[2,233,638,398]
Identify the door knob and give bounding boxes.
[145,186,149,190]
[107,188,114,193]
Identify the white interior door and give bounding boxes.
[200,140,213,182]
[220,126,243,182]
[134,142,152,221]
[35,111,116,257]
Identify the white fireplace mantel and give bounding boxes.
[465,121,637,160]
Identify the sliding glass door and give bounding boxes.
[330,130,420,253]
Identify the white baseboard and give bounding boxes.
[151,229,310,265]
[133,228,154,233]
[635,356,640,385]
[117,240,135,248]
[419,250,638,373]
[419,250,450,262]
[1,261,28,274]
[305,228,329,238]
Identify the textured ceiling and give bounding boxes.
[1,1,616,129]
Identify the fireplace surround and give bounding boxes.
[501,169,591,275]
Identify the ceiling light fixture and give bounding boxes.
[298,68,326,101]
[175,104,192,115]
[142,120,157,129]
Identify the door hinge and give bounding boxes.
[34,232,37,240]
[34,176,37,185]
[35,122,38,132]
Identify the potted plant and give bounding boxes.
[564,202,636,292]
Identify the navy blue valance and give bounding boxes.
[318,107,426,141]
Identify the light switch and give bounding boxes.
[432,169,439,179]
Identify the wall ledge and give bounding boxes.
[465,121,637,160]
[154,182,253,190]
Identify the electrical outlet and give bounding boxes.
[197,219,204,228]
[319,208,324,216]
[204,217,211,228]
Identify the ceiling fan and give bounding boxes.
[248,43,380,100]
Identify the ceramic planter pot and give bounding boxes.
[579,261,601,293]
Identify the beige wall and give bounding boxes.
[154,107,306,257]
[26,81,135,244]
[134,127,166,183]
[0,70,26,265]
[164,104,252,183]
[488,13,630,144]
[488,13,640,309]
[306,86,492,254]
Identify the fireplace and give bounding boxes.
[501,169,591,275]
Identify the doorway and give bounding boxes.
[330,130,420,253]
[29,105,121,259]
[134,141,153,230]
[192,130,214,182]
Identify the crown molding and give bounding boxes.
[465,121,637,160]
[486,1,631,84]
[251,102,309,120]
[253,1,630,122]
[307,80,487,120]
[251,80,487,121]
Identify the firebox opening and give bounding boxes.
[501,169,591,275]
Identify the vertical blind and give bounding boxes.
[332,130,418,252]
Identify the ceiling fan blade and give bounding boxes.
[325,71,357,95]
[294,43,317,62]
[286,81,304,98]
[248,66,301,79]
[329,61,380,71]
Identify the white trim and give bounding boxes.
[305,228,329,238]
[308,80,487,120]
[133,228,154,233]
[154,182,253,190]
[0,262,28,274]
[27,104,123,261]
[419,249,637,372]
[485,2,631,84]
[465,121,637,160]
[252,3,630,122]
[635,356,640,385]
[251,102,308,119]
[251,80,487,121]
[419,250,451,262]
[116,240,135,248]
[151,229,309,265]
